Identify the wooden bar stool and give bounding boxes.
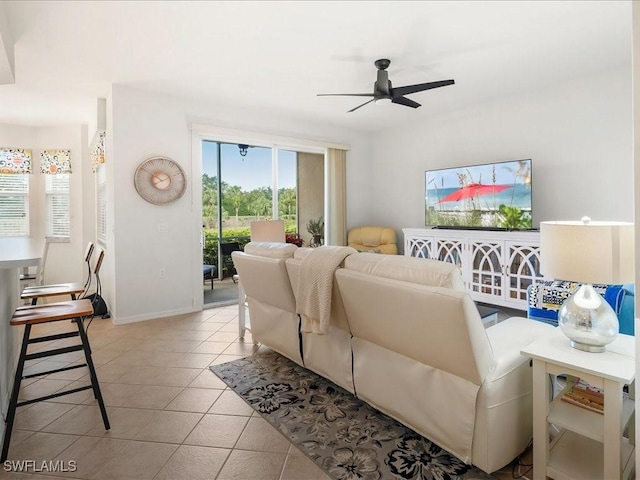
[1,299,110,462]
[21,242,95,305]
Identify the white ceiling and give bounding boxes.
[0,1,632,133]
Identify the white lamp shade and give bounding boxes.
[540,220,634,284]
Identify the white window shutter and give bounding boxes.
[0,174,29,237]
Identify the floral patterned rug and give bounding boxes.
[210,351,494,480]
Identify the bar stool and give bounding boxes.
[21,242,95,305]
[0,298,110,461]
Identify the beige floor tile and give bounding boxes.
[5,430,34,449]
[22,360,69,378]
[133,410,202,443]
[18,379,73,401]
[7,432,79,462]
[53,436,128,478]
[123,385,182,409]
[45,363,90,381]
[153,445,230,480]
[217,323,241,333]
[87,348,124,366]
[83,383,140,407]
[207,332,240,343]
[90,440,178,480]
[96,337,143,351]
[281,451,331,480]
[92,362,132,383]
[221,342,260,356]
[172,353,217,369]
[155,330,213,342]
[216,450,287,480]
[149,367,202,387]
[235,417,290,453]
[45,381,95,404]
[208,390,254,416]
[192,323,224,332]
[13,402,74,431]
[42,405,107,435]
[184,414,249,448]
[111,365,166,385]
[165,388,222,413]
[191,341,230,354]
[140,339,201,353]
[209,354,245,366]
[85,407,157,439]
[188,370,227,389]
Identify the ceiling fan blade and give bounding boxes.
[392,96,421,109]
[348,99,376,113]
[392,79,455,97]
[317,93,375,97]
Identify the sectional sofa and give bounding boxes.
[232,242,555,474]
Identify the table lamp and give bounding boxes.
[540,217,634,352]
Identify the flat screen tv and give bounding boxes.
[425,159,532,230]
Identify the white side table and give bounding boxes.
[521,328,635,480]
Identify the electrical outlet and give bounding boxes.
[159,268,166,278]
[158,223,168,233]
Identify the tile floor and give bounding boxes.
[0,305,532,480]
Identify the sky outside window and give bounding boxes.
[203,142,296,190]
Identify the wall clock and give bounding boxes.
[134,156,187,205]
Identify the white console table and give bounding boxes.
[522,328,635,479]
[403,228,542,310]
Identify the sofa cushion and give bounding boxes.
[344,252,465,291]
[243,241,297,259]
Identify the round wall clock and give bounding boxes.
[134,156,187,205]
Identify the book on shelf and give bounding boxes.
[560,379,604,415]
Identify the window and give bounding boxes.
[96,163,106,246]
[45,174,70,238]
[0,174,29,237]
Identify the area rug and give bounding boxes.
[210,351,494,480]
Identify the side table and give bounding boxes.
[521,328,635,480]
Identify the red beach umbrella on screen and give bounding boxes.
[436,183,512,203]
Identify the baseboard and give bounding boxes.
[112,306,198,325]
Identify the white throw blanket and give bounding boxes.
[296,245,357,334]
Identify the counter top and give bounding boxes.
[0,238,42,269]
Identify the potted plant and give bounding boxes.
[306,216,324,247]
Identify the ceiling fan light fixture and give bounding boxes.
[375,98,392,105]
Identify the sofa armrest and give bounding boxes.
[485,317,555,381]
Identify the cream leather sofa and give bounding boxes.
[232,242,554,474]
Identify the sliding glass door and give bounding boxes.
[201,141,312,306]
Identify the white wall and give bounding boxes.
[0,123,89,282]
[36,125,90,285]
[368,67,633,250]
[107,85,370,323]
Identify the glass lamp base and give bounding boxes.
[568,340,605,353]
[558,283,619,353]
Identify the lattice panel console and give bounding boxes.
[403,228,543,309]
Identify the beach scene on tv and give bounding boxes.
[425,159,532,229]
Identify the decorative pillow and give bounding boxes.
[527,280,625,324]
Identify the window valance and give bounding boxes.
[0,148,32,174]
[40,149,72,174]
[91,131,105,173]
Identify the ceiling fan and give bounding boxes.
[318,59,454,113]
